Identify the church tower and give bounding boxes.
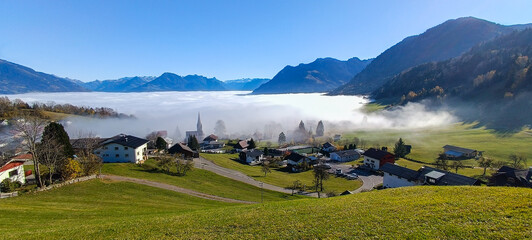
[196,112,204,140]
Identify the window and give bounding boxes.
[137,152,140,155]
[115,147,119,150]
[9,170,18,177]
[104,147,108,150]
[124,147,128,150]
[125,154,129,157]
[116,154,119,158]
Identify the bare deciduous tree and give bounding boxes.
[37,136,63,184]
[76,131,103,176]
[12,114,47,187]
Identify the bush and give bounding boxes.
[1,179,21,193]
[326,191,338,197]
[61,158,82,180]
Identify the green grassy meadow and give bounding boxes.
[102,159,304,202]
[201,153,362,194]
[2,185,530,239]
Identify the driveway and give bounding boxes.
[328,162,383,193]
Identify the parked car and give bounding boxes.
[335,168,342,175]
[346,174,358,180]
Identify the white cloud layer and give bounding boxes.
[4,91,457,140]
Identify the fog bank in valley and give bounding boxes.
[5,91,457,141]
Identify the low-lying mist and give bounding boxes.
[6,91,457,141]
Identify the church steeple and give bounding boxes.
[196,112,204,138]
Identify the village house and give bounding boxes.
[362,148,395,170]
[0,154,30,185]
[94,134,149,164]
[168,142,197,159]
[284,152,311,172]
[381,163,481,188]
[321,142,336,153]
[333,134,341,142]
[201,134,225,150]
[330,149,361,162]
[233,140,249,152]
[489,166,532,188]
[442,145,479,159]
[239,149,264,165]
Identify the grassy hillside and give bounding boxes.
[2,185,530,239]
[339,123,532,176]
[102,159,304,202]
[201,153,362,193]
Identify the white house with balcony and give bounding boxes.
[95,134,149,164]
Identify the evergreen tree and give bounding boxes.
[263,147,269,156]
[248,138,256,149]
[278,132,286,144]
[187,135,199,150]
[315,120,324,136]
[42,122,74,158]
[393,138,408,158]
[155,137,167,151]
[298,120,306,132]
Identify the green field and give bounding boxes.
[102,159,304,202]
[2,184,530,239]
[201,153,362,194]
[338,123,532,172]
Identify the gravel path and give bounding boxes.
[101,174,257,204]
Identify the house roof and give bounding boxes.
[11,153,32,160]
[331,149,360,158]
[340,190,353,195]
[235,140,249,149]
[322,142,334,148]
[102,134,150,149]
[418,166,479,186]
[246,150,263,158]
[492,166,532,187]
[70,138,107,149]
[0,160,24,173]
[442,145,477,154]
[381,163,419,181]
[381,164,480,186]
[284,152,306,162]
[363,148,394,160]
[203,134,218,142]
[168,142,194,154]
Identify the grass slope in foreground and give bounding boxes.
[0,179,236,239]
[3,185,530,239]
[202,153,363,193]
[102,159,304,202]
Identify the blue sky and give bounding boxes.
[1,0,531,82]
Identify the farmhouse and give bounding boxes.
[234,140,249,152]
[330,149,360,162]
[95,134,149,164]
[239,149,264,165]
[363,148,395,170]
[442,145,479,159]
[201,134,225,150]
[381,163,481,188]
[321,142,336,153]
[0,154,29,185]
[489,166,532,188]
[168,142,196,159]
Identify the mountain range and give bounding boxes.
[252,57,372,94]
[330,17,531,95]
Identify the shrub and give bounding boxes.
[61,158,82,180]
[1,179,21,192]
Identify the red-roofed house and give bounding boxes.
[0,155,28,184]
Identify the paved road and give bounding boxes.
[328,163,383,193]
[101,174,257,204]
[195,157,319,197]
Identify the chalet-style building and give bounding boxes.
[363,148,395,170]
[95,134,149,164]
[201,134,225,150]
[168,142,196,159]
[330,149,360,162]
[284,152,312,172]
[322,142,336,153]
[381,163,481,188]
[489,166,532,188]
[239,149,264,165]
[442,145,479,159]
[234,140,249,152]
[185,113,204,143]
[0,154,29,185]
